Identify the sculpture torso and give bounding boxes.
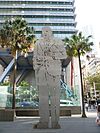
[33,27,66,76]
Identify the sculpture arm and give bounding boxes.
[33,41,45,70]
[33,43,37,70]
[33,42,43,70]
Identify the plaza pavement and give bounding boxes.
[0,109,100,133]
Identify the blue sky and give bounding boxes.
[75,0,100,47]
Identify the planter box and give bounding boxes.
[60,109,71,116]
[0,109,15,121]
[61,106,81,114]
[16,109,71,117]
[16,109,39,116]
[16,106,81,117]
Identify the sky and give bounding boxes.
[75,0,100,54]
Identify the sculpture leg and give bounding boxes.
[49,76,61,128]
[34,71,49,129]
[34,87,49,128]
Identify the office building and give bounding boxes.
[0,0,76,39]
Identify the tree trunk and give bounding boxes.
[71,58,73,87]
[77,50,87,118]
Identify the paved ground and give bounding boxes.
[0,109,100,133]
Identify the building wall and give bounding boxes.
[73,57,81,106]
[82,57,100,99]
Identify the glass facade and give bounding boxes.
[0,0,76,39]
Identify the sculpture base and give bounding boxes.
[33,122,49,129]
[51,122,61,129]
[33,122,61,129]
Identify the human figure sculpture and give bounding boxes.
[33,27,66,129]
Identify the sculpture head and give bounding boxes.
[41,27,53,39]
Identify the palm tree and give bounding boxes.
[64,32,93,117]
[0,17,35,109]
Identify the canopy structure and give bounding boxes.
[0,48,33,83]
[0,48,33,70]
[0,48,71,83]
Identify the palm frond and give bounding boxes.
[0,17,36,56]
[63,31,94,57]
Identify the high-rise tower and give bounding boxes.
[0,0,76,39]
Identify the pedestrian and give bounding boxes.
[95,104,100,126]
[85,103,88,111]
[88,99,91,109]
